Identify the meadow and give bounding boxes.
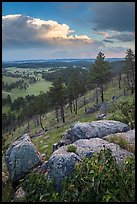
[2,68,135,202]
[2,79,52,100]
[2,68,52,101]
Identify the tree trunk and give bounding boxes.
[131,83,134,94]
[27,120,30,131]
[75,99,78,114]
[126,74,130,89]
[83,95,86,105]
[73,100,76,112]
[131,66,135,83]
[123,89,126,96]
[95,87,99,107]
[101,85,104,103]
[118,74,121,89]
[69,99,73,113]
[60,105,65,123]
[40,114,44,130]
[55,105,59,122]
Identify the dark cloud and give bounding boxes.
[107,32,135,42]
[92,2,135,32]
[103,39,114,43]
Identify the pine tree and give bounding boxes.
[48,77,66,123]
[123,49,135,94]
[88,52,112,103]
[67,70,85,114]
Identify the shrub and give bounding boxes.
[60,148,135,202]
[108,96,135,129]
[67,145,77,153]
[105,135,135,153]
[23,148,135,202]
[22,172,56,202]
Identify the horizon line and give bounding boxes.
[2,57,124,63]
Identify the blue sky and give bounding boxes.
[2,2,135,61]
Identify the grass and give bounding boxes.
[2,75,134,162]
[104,134,135,153]
[67,145,77,153]
[2,76,23,84]
[2,79,52,100]
[32,124,70,159]
[2,105,11,113]
[2,72,135,202]
[2,181,14,202]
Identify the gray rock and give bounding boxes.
[96,114,106,120]
[73,138,132,163]
[47,147,81,189]
[103,129,135,146]
[47,137,132,190]
[63,120,130,143]
[5,133,43,182]
[14,187,26,201]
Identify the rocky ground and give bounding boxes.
[3,120,135,199]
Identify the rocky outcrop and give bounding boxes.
[5,133,43,183]
[103,129,135,146]
[47,136,133,189]
[62,120,130,143]
[47,150,81,189]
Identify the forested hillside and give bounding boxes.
[2,50,135,202]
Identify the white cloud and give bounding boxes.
[2,14,94,48]
[2,14,134,60]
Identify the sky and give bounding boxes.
[2,2,135,61]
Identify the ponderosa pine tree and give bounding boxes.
[123,49,135,94]
[36,94,48,130]
[48,77,66,123]
[88,52,112,103]
[67,70,86,114]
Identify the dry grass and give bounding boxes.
[105,135,135,153]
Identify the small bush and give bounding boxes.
[67,145,77,153]
[23,147,135,202]
[60,148,135,202]
[108,96,135,129]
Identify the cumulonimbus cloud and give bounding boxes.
[2,14,94,49]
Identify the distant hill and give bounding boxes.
[2,58,124,69]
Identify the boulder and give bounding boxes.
[63,120,130,143]
[47,148,81,189]
[14,187,26,201]
[103,129,135,146]
[47,137,132,190]
[96,113,106,120]
[73,138,132,163]
[5,133,43,183]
